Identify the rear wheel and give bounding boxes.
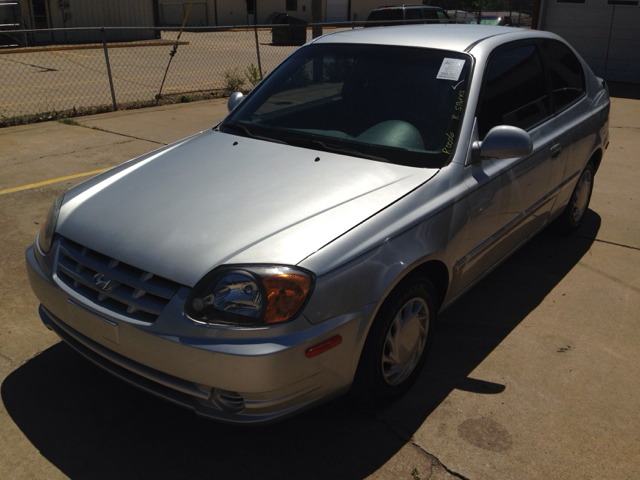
[554,162,595,234]
[352,276,436,402]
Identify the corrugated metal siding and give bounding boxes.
[256,0,314,23]
[216,0,248,25]
[542,0,640,84]
[157,1,211,26]
[349,0,404,22]
[19,0,157,43]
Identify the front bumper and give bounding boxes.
[26,244,373,424]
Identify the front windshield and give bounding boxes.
[222,44,471,168]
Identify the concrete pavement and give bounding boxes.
[0,97,638,479]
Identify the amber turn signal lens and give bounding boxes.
[262,274,311,323]
[306,335,343,358]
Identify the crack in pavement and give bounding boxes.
[0,57,57,72]
[1,139,136,167]
[367,408,470,480]
[411,442,470,480]
[0,351,16,367]
[575,235,640,252]
[78,124,167,146]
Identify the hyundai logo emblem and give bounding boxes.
[94,273,113,291]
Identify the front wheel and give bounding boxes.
[352,277,436,403]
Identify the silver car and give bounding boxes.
[26,25,609,424]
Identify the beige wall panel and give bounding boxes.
[256,0,321,23]
[216,0,248,25]
[349,0,404,22]
[157,1,210,25]
[543,0,640,83]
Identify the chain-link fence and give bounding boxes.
[0,25,321,123]
[1,17,537,125]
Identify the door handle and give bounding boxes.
[550,143,562,159]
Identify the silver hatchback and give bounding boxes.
[26,25,609,424]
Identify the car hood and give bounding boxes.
[57,130,438,286]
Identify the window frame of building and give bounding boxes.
[286,0,298,11]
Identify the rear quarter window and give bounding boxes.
[405,8,424,21]
[478,44,550,138]
[540,39,585,113]
[367,9,403,22]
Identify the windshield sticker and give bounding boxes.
[436,58,466,81]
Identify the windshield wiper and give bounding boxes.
[221,123,287,145]
[286,138,389,162]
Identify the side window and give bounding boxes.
[405,8,423,21]
[478,44,550,138]
[540,39,585,113]
[423,10,439,21]
[437,11,449,22]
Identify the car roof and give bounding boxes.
[312,24,556,53]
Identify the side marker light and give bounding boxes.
[306,335,342,358]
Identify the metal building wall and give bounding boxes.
[256,0,315,23]
[254,0,405,24]
[349,0,404,22]
[156,0,247,26]
[540,0,640,84]
[17,0,157,43]
[152,0,395,26]
[216,0,248,25]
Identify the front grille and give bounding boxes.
[56,236,182,323]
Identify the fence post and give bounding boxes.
[254,21,263,78]
[101,27,118,111]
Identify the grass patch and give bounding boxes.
[0,90,224,129]
[58,118,81,126]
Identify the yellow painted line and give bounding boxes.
[0,168,109,196]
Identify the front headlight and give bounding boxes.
[185,265,314,326]
[37,193,64,254]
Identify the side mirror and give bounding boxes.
[472,125,533,160]
[227,92,244,113]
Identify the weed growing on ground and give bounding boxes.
[223,67,246,94]
[59,118,80,126]
[245,63,265,88]
[0,91,224,128]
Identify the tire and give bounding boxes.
[553,162,595,234]
[352,276,436,403]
